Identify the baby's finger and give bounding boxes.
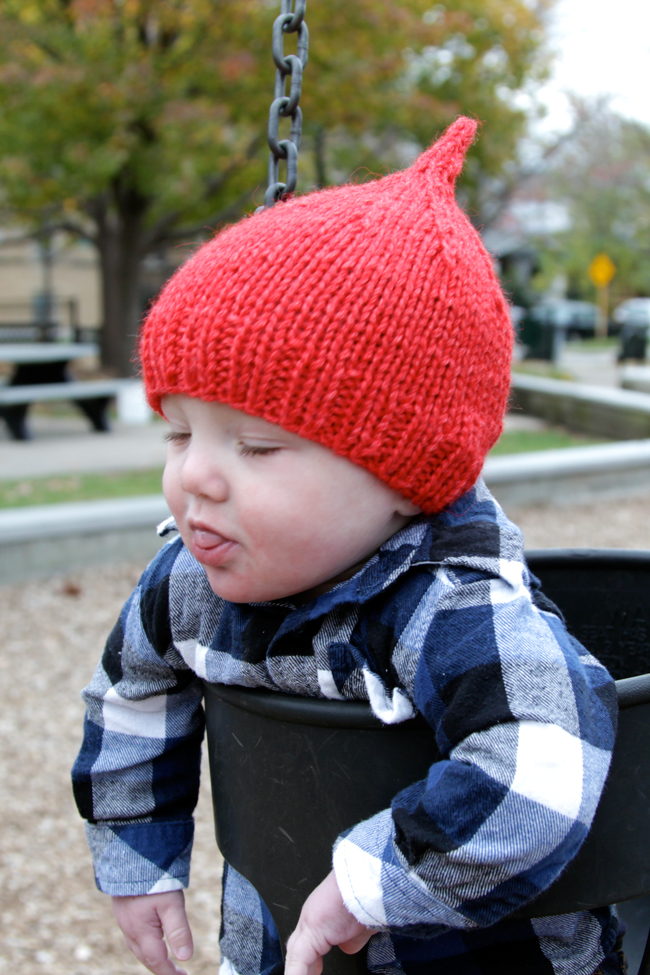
[123,929,188,975]
[285,926,326,975]
[159,895,194,964]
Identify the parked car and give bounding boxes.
[614,298,650,329]
[517,299,599,360]
[615,298,650,361]
[521,300,599,339]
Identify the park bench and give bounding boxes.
[0,377,131,440]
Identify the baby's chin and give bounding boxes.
[203,566,314,604]
[204,557,371,605]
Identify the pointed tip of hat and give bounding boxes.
[413,116,479,189]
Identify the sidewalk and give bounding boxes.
[0,415,168,480]
[0,408,553,482]
[0,343,626,484]
[560,345,620,387]
[3,346,650,584]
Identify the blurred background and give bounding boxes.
[1,1,650,973]
[0,0,645,379]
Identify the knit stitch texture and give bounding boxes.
[140,116,513,514]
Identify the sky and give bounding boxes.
[537,0,650,132]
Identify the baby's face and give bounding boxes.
[161,396,417,603]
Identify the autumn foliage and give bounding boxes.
[0,0,549,373]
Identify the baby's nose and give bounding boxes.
[180,452,229,502]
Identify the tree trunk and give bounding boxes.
[313,125,327,189]
[94,188,149,377]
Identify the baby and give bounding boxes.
[72,118,622,975]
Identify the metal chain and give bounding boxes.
[257,0,308,211]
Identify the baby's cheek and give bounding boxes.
[162,464,178,506]
[162,471,189,539]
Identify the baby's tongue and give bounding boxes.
[194,528,227,549]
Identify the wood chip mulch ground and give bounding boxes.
[3,493,650,975]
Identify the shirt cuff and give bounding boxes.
[85,819,194,896]
[333,808,460,934]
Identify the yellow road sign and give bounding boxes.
[588,253,616,289]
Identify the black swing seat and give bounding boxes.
[203,549,650,975]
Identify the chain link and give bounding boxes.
[257,0,308,211]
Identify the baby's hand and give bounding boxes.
[285,870,378,975]
[112,889,193,975]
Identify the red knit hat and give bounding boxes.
[140,117,512,515]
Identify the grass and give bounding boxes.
[490,428,606,456]
[0,468,164,508]
[566,335,619,351]
[511,361,576,381]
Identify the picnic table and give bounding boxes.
[0,342,98,381]
[0,342,125,440]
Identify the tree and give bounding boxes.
[0,0,551,375]
[529,100,650,305]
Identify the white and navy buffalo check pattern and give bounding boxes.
[73,480,620,975]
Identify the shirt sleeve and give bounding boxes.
[332,559,618,936]
[71,541,206,896]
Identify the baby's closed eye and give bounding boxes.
[165,431,191,444]
[239,443,281,457]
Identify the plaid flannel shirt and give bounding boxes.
[72,479,619,975]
